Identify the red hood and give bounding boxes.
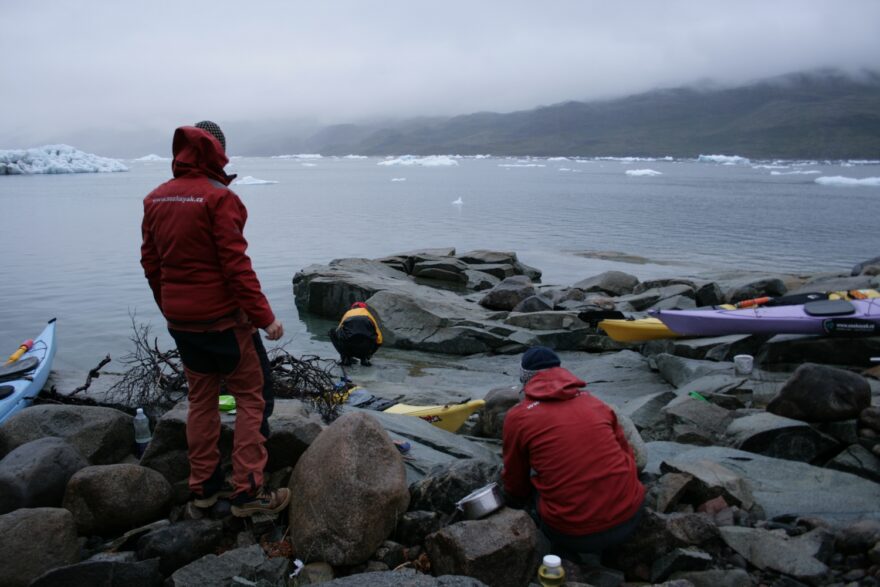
[523,367,587,401]
[171,126,235,185]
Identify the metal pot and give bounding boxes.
[455,482,504,520]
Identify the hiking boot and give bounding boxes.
[230,487,291,518]
[192,482,235,508]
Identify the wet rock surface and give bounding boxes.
[4,251,880,586]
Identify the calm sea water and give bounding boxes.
[1,156,879,389]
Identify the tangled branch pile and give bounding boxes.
[40,317,349,422]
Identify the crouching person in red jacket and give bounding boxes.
[140,121,289,518]
[502,346,645,559]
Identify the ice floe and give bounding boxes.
[391,177,407,182]
[498,163,546,168]
[378,155,459,167]
[0,145,128,175]
[770,170,821,175]
[234,176,278,185]
[135,154,171,162]
[697,154,751,165]
[343,155,368,159]
[596,156,673,163]
[452,197,463,205]
[626,169,663,177]
[272,153,323,159]
[815,176,880,187]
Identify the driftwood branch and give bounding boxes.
[69,355,112,396]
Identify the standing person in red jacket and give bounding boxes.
[502,347,645,558]
[140,121,290,517]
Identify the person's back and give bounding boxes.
[502,347,644,556]
[503,367,643,535]
[141,121,287,518]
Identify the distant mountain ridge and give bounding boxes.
[297,70,880,159]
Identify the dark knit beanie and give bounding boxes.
[194,120,226,151]
[521,346,561,371]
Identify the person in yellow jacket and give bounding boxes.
[329,302,383,366]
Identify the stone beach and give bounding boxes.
[1,248,879,586]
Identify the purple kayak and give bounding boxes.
[650,299,880,337]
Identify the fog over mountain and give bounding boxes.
[3,1,879,156]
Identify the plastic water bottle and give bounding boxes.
[537,554,565,587]
[133,408,152,457]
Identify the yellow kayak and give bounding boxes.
[599,318,679,342]
[383,399,486,433]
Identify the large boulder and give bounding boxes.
[136,519,225,575]
[756,334,880,369]
[425,508,539,587]
[29,559,162,587]
[479,276,536,311]
[168,544,287,587]
[767,363,871,422]
[409,459,501,514]
[288,412,410,565]
[0,436,88,514]
[473,386,520,439]
[63,464,172,536]
[720,276,788,303]
[348,408,501,484]
[617,284,696,312]
[719,526,830,582]
[0,508,79,587]
[656,444,880,521]
[852,255,880,276]
[0,404,133,464]
[725,412,839,463]
[573,270,639,296]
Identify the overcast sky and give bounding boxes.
[3,0,879,150]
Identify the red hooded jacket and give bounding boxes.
[140,126,275,328]
[502,367,645,535]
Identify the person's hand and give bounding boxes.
[264,320,284,340]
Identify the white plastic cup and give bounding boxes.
[734,354,754,376]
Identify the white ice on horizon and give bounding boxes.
[452,197,463,205]
[301,163,317,167]
[0,145,128,175]
[271,153,323,160]
[815,176,880,187]
[378,155,459,167]
[626,169,663,177]
[135,154,171,162]
[770,170,821,175]
[391,177,407,182]
[596,156,673,163]
[344,155,368,159]
[498,163,546,168]
[698,154,751,165]
[234,176,278,185]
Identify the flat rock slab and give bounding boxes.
[657,444,880,522]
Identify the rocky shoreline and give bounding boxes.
[1,249,879,586]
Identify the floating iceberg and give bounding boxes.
[547,157,570,161]
[0,145,128,175]
[344,154,368,159]
[234,176,278,185]
[770,170,820,176]
[595,156,673,163]
[815,176,880,187]
[697,154,751,165]
[390,177,407,182]
[378,155,459,167]
[272,153,323,159]
[452,197,463,205]
[626,169,663,177]
[135,154,171,162]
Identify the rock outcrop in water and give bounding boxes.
[1,250,879,586]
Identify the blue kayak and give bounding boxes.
[0,319,57,425]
